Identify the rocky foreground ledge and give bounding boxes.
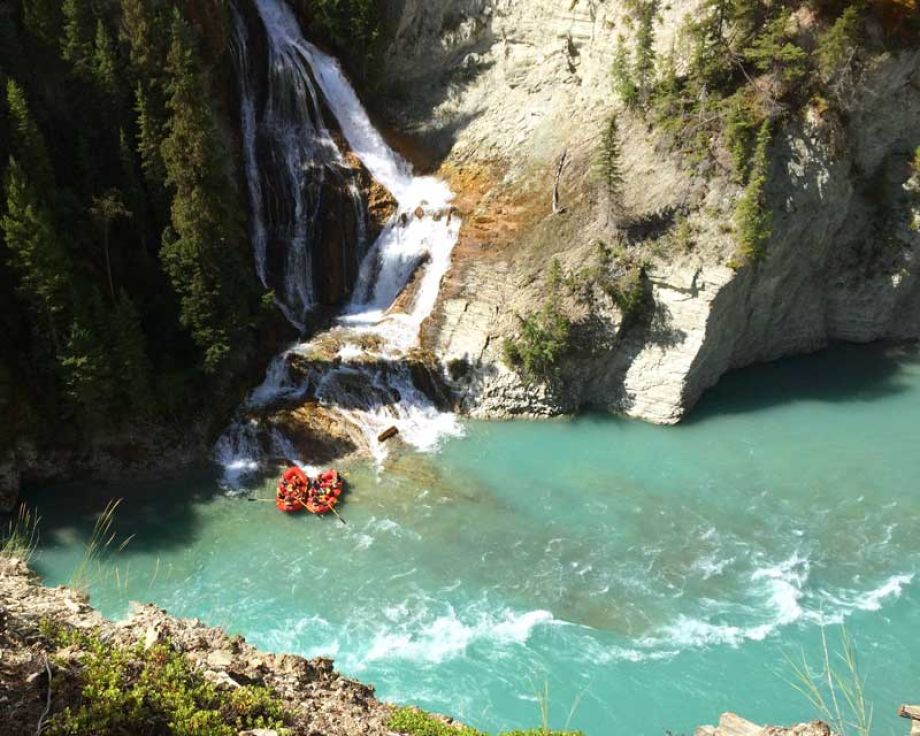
[3,556,896,736]
[0,557,392,736]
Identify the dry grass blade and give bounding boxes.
[70,499,129,593]
[783,624,873,736]
[1,504,40,563]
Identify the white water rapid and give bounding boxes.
[217,0,462,486]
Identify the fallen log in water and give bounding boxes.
[378,426,399,443]
[899,706,920,736]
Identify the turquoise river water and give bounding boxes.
[22,344,920,735]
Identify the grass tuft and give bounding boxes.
[1,503,40,562]
[70,499,133,593]
[783,625,872,736]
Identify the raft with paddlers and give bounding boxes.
[276,466,309,513]
[275,466,346,520]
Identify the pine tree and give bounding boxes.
[612,39,639,108]
[134,84,167,192]
[61,0,95,73]
[59,289,116,424]
[92,20,120,102]
[734,120,772,263]
[1,158,70,352]
[120,0,167,80]
[5,79,54,193]
[160,10,253,372]
[634,1,658,104]
[687,0,734,92]
[597,114,624,204]
[743,11,808,86]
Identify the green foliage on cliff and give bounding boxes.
[42,626,289,736]
[609,0,920,261]
[0,0,267,450]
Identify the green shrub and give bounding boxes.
[601,266,646,318]
[388,707,485,736]
[44,628,289,736]
[387,707,583,736]
[503,296,572,382]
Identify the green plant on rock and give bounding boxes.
[387,707,583,736]
[44,628,289,736]
[733,120,773,265]
[388,707,485,736]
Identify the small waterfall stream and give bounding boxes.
[218,0,462,486]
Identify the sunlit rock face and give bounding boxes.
[373,0,920,424]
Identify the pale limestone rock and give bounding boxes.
[381,0,920,424]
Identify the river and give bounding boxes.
[24,342,920,735]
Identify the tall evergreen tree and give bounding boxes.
[597,114,624,205]
[120,0,167,81]
[734,120,773,262]
[109,292,153,413]
[1,158,70,352]
[5,79,53,193]
[61,0,95,73]
[160,11,253,372]
[634,1,658,104]
[134,84,167,193]
[92,20,120,102]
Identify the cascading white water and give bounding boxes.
[219,0,462,485]
[231,0,367,329]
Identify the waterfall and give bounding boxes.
[231,0,367,329]
[219,0,462,486]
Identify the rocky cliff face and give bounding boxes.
[376,0,920,424]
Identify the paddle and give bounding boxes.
[297,497,346,526]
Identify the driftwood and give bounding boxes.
[900,706,920,736]
[378,426,399,443]
[552,149,568,215]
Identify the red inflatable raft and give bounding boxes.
[304,469,344,516]
[276,466,309,513]
[276,467,345,516]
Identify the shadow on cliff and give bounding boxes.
[369,50,496,170]
[685,341,920,425]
